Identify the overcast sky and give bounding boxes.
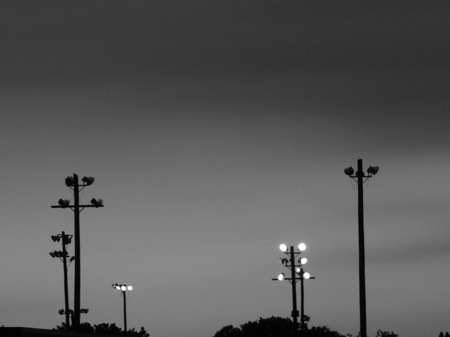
[1,2,450,337]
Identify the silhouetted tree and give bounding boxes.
[374,330,398,337]
[55,322,149,336]
[213,316,344,337]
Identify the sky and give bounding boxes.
[1,1,450,337]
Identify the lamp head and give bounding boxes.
[82,176,95,186]
[51,235,60,242]
[298,243,307,251]
[65,177,74,187]
[277,273,285,281]
[279,244,288,252]
[344,166,355,176]
[300,257,308,265]
[58,199,70,208]
[91,198,103,207]
[367,166,379,175]
[303,272,311,280]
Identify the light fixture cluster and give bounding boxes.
[276,243,312,281]
[112,283,133,292]
[344,165,379,177]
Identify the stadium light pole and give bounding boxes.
[272,243,314,335]
[51,174,104,330]
[50,231,73,329]
[344,159,379,337]
[112,284,133,332]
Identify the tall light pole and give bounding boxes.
[272,243,314,335]
[50,232,74,329]
[112,284,133,332]
[344,159,379,337]
[52,174,104,330]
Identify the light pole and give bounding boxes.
[344,159,379,337]
[51,174,104,330]
[272,243,314,335]
[112,283,133,332]
[50,232,74,329]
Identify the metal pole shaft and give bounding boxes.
[289,246,298,335]
[357,159,367,337]
[300,268,305,332]
[61,232,70,329]
[123,291,127,332]
[73,174,81,329]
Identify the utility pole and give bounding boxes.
[52,174,103,330]
[345,159,379,337]
[50,232,73,329]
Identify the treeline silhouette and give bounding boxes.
[213,316,399,337]
[54,322,149,336]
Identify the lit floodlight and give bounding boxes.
[344,167,355,176]
[300,257,308,265]
[51,235,60,242]
[298,243,307,251]
[121,285,127,291]
[367,166,379,175]
[295,267,301,273]
[279,244,288,252]
[277,273,285,281]
[82,176,95,186]
[303,272,311,280]
[65,177,74,187]
[127,285,133,291]
[58,199,70,208]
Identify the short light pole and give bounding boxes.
[51,174,104,330]
[112,283,133,332]
[344,159,379,337]
[272,243,314,335]
[50,232,74,330]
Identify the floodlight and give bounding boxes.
[279,244,288,252]
[277,273,285,281]
[90,198,103,207]
[49,252,57,258]
[65,177,74,187]
[121,285,127,291]
[295,267,301,273]
[58,199,70,208]
[127,286,133,291]
[300,257,308,265]
[82,176,95,186]
[51,235,60,242]
[303,272,311,280]
[344,167,354,176]
[298,243,306,251]
[63,235,72,245]
[80,308,89,314]
[279,258,288,266]
[367,166,379,175]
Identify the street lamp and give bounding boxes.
[272,243,315,335]
[344,159,379,337]
[51,174,104,330]
[50,232,74,330]
[112,283,133,332]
